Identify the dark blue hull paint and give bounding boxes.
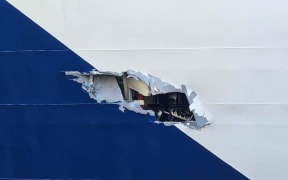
[0,1,248,179]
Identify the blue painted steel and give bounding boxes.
[0,1,248,179]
